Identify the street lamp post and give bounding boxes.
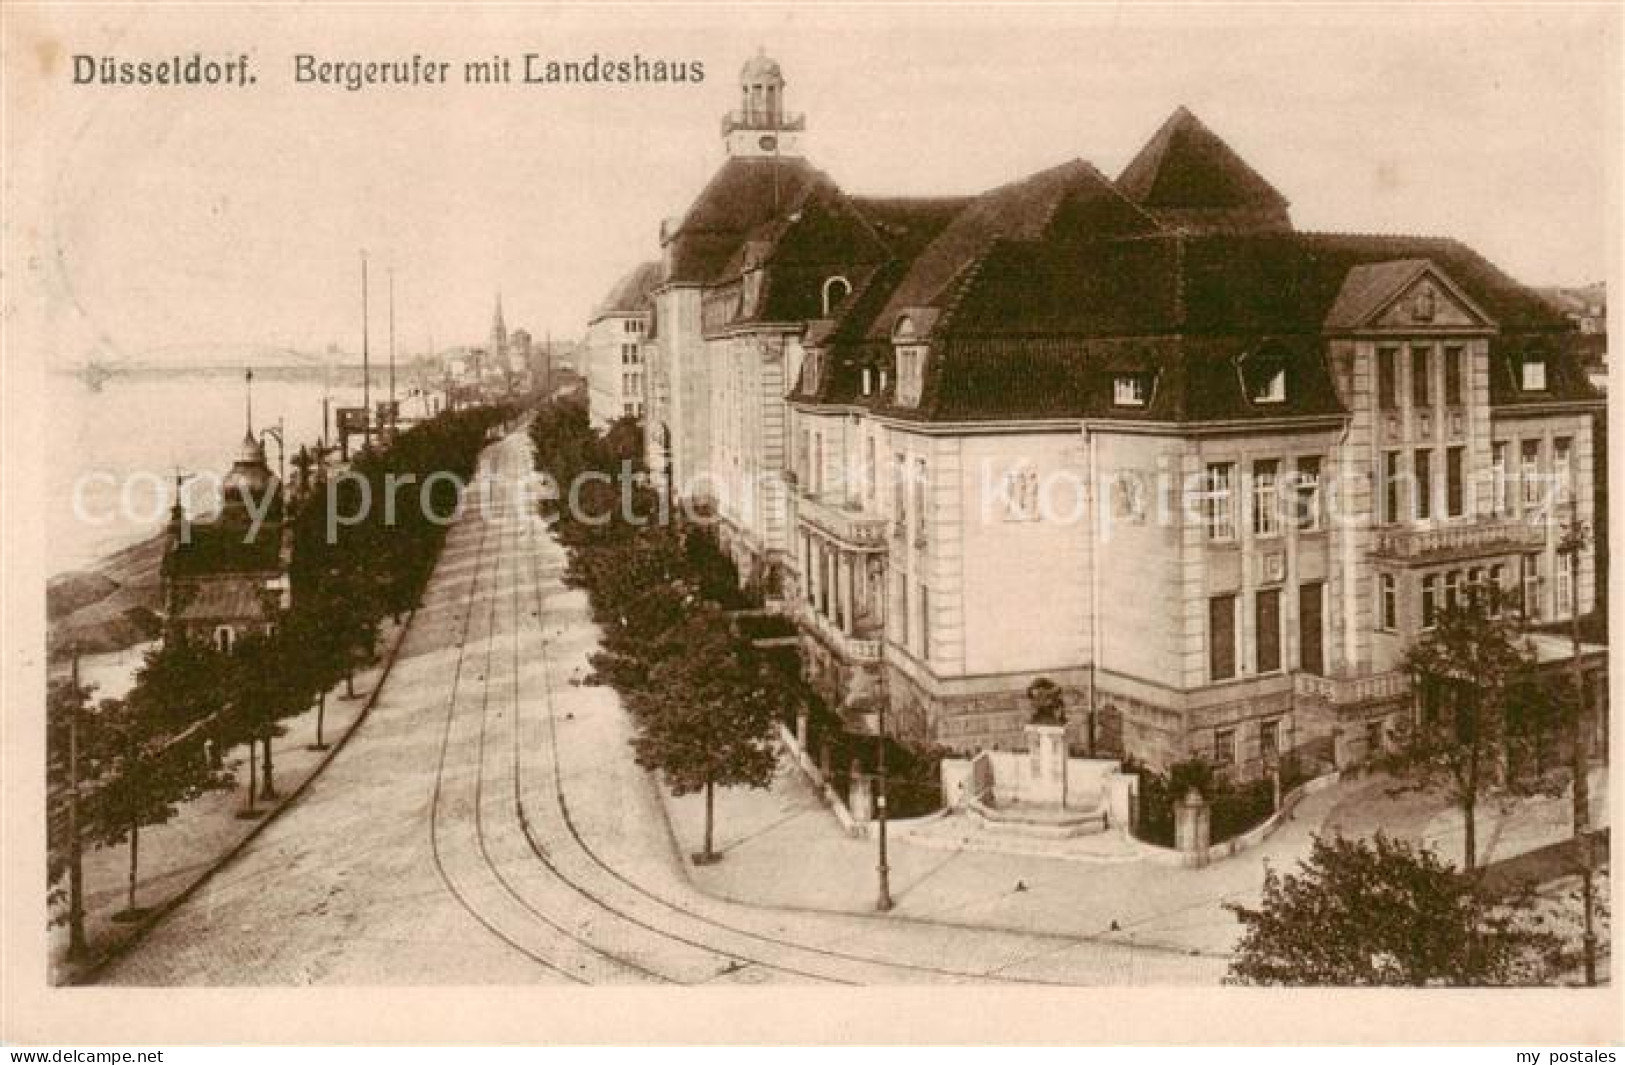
[66,645,87,959]
[875,702,893,912]
[1558,516,1597,986]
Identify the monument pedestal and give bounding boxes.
[1023,723,1068,806]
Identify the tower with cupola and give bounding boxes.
[722,49,805,158]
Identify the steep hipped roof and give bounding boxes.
[795,225,1589,422]
[164,522,283,579]
[662,157,833,285]
[857,159,1150,342]
[1117,107,1291,232]
[591,261,662,321]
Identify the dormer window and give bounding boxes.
[803,349,823,392]
[861,367,873,396]
[1242,344,1289,405]
[1521,354,1548,392]
[821,275,851,316]
[1113,373,1152,407]
[896,347,926,407]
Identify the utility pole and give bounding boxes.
[66,645,87,959]
[388,266,397,434]
[1558,517,1597,986]
[875,702,893,912]
[361,250,372,451]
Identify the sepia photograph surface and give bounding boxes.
[2,0,1620,1045]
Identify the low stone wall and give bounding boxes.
[1133,770,1342,867]
[940,750,1137,829]
[776,722,864,837]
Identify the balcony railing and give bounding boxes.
[797,493,889,550]
[1294,670,1411,706]
[721,110,807,136]
[801,600,884,661]
[1371,518,1546,561]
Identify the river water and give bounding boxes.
[46,367,433,574]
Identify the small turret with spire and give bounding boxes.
[490,292,510,374]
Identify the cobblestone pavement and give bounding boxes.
[100,432,1226,985]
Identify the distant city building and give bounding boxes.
[634,53,1606,777]
[586,261,660,425]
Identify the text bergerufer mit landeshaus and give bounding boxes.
[293,53,705,91]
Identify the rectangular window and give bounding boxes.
[864,437,877,506]
[1204,462,1236,541]
[1299,581,1325,674]
[1444,345,1464,405]
[1293,456,1322,531]
[891,453,907,541]
[1378,347,1398,410]
[912,458,929,548]
[1366,719,1385,757]
[1255,588,1282,674]
[1521,552,1543,620]
[1489,564,1507,616]
[1555,559,1574,618]
[1522,357,1548,392]
[1260,719,1280,762]
[1422,574,1439,629]
[1491,442,1510,516]
[1446,446,1465,518]
[1411,345,1431,408]
[918,583,931,659]
[1214,728,1236,768]
[861,368,873,396]
[1444,570,1461,611]
[1555,436,1574,502]
[1114,373,1150,406]
[1521,439,1542,507]
[1414,449,1433,521]
[894,572,909,645]
[1209,594,1237,681]
[813,433,825,495]
[1252,459,1280,537]
[1382,451,1402,525]
[1379,574,1398,632]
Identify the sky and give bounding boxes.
[12,3,1620,367]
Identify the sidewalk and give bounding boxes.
[51,616,409,984]
[659,750,1609,959]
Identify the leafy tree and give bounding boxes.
[84,695,231,917]
[124,635,233,766]
[1387,593,1534,870]
[229,625,321,802]
[46,674,96,954]
[626,607,781,864]
[1227,832,1551,986]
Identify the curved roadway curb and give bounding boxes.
[64,604,420,987]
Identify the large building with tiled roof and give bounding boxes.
[587,261,662,426]
[637,54,1606,776]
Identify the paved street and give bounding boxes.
[99,432,1226,985]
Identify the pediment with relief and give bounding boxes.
[1324,259,1495,333]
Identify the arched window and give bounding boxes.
[213,625,234,654]
[821,276,851,316]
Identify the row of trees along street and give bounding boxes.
[47,403,514,961]
[528,398,795,864]
[1227,524,1607,985]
